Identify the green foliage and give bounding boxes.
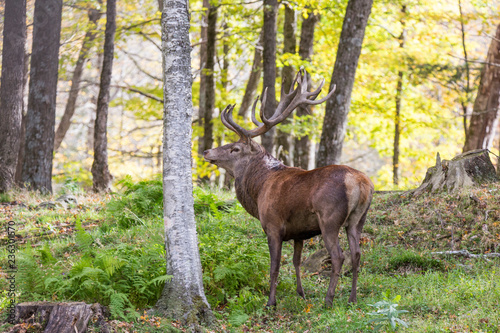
[196,191,269,321]
[388,250,444,273]
[0,192,11,203]
[367,292,409,331]
[106,175,163,228]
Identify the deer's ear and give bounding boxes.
[249,139,263,153]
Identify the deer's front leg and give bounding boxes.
[266,234,283,307]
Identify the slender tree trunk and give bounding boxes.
[54,8,102,151]
[316,0,373,167]
[463,23,500,152]
[276,3,296,165]
[154,0,213,327]
[197,0,209,157]
[91,0,116,193]
[393,5,406,187]
[201,5,217,153]
[260,0,278,153]
[238,30,263,118]
[294,10,320,169]
[15,52,30,185]
[458,0,471,141]
[21,0,62,193]
[0,0,26,192]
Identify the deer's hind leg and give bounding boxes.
[346,208,369,304]
[293,239,305,299]
[318,209,347,307]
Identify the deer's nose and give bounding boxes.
[203,150,209,156]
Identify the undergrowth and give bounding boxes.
[1,181,499,332]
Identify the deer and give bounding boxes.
[203,69,374,307]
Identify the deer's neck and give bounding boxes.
[234,153,286,219]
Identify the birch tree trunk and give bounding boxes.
[462,23,500,152]
[0,0,26,192]
[154,0,213,327]
[316,0,373,167]
[91,0,115,193]
[21,0,62,193]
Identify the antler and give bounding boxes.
[221,69,336,142]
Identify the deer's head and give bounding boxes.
[203,70,335,176]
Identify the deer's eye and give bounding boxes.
[231,147,241,153]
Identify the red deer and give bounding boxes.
[203,70,374,307]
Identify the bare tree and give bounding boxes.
[154,0,213,327]
[54,7,102,151]
[0,0,26,192]
[463,23,500,152]
[21,0,62,193]
[294,9,320,169]
[91,0,115,192]
[197,0,209,157]
[260,0,278,153]
[316,0,373,167]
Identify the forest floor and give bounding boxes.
[1,181,499,332]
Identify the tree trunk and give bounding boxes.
[201,5,217,153]
[294,10,320,170]
[0,0,26,193]
[197,0,209,157]
[412,149,498,196]
[15,52,31,186]
[54,8,102,151]
[21,0,62,193]
[155,0,213,327]
[14,302,109,333]
[393,5,406,187]
[238,30,263,118]
[260,0,278,153]
[463,23,500,152]
[316,0,373,167]
[276,3,296,165]
[91,0,116,193]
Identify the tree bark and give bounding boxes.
[260,0,278,153]
[91,0,116,193]
[15,52,31,186]
[155,0,213,327]
[200,4,217,153]
[316,0,373,167]
[197,0,209,157]
[412,150,498,196]
[21,0,62,193]
[294,10,320,169]
[276,3,296,165]
[462,23,500,152]
[0,0,26,192]
[393,5,406,187]
[54,8,102,151]
[238,30,263,118]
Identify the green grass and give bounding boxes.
[1,183,500,332]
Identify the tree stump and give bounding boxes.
[13,302,109,333]
[412,149,498,196]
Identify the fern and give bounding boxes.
[75,217,93,252]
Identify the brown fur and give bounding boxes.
[204,145,374,306]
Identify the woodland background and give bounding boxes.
[1,0,499,191]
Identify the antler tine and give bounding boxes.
[251,96,263,126]
[221,104,252,142]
